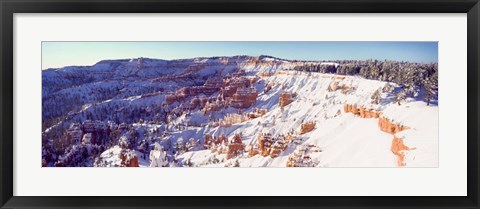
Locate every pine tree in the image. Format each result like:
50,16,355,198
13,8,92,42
402,68,418,97
423,77,437,106
371,88,382,104
394,89,407,105
382,83,394,93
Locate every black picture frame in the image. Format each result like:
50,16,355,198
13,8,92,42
1,0,479,208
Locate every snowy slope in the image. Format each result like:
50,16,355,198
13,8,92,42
175,72,438,167
42,56,438,167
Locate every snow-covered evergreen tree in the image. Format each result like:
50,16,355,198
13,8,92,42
371,88,382,104
394,89,407,105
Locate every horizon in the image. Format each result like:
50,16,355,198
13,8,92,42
42,42,438,70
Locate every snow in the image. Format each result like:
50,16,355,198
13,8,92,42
321,62,340,67
96,146,123,167
171,71,437,167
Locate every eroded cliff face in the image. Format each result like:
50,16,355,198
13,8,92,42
379,119,412,167
390,136,413,167
279,92,295,107
120,149,139,167
249,133,295,158
343,103,413,167
300,122,316,134
286,144,322,167
378,117,409,134
343,104,381,119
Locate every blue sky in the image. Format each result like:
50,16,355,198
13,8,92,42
42,42,438,69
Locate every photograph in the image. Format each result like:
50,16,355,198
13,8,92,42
41,41,439,168
2,0,476,207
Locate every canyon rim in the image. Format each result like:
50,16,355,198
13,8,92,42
41,42,439,167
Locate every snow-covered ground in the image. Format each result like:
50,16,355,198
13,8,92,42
173,72,438,167
42,56,438,167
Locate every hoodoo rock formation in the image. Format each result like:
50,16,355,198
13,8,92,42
257,132,273,156
165,74,259,110
165,78,223,105
42,55,438,168
229,87,258,109
202,100,225,114
204,134,228,149
343,104,382,119
251,132,295,158
279,92,295,107
221,76,249,98
378,117,409,134
247,108,267,119
120,149,139,167
205,133,245,159
391,136,413,167
259,72,271,77
269,139,288,158
300,121,316,134
286,144,322,167
214,109,267,127
226,133,245,160
343,103,413,167
218,113,246,127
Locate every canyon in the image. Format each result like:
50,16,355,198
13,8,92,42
42,55,438,167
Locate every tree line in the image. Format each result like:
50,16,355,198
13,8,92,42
289,59,438,105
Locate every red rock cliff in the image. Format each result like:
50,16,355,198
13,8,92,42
343,104,381,119
120,150,139,167
391,136,413,167
279,92,295,107
378,117,409,134
300,122,316,134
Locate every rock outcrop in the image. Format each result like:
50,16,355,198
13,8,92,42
229,87,258,109
95,146,139,167
329,82,352,93
344,103,412,167
204,134,228,149
391,136,413,167
343,104,381,119
279,92,295,107
214,109,267,127
286,144,322,167
165,78,222,105
205,133,245,159
300,121,316,134
259,72,271,77
251,132,295,158
257,132,273,156
247,108,267,119
378,117,409,134
226,133,245,160
202,100,225,114
120,150,139,167
269,139,288,158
